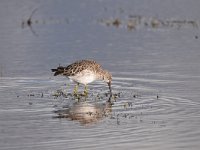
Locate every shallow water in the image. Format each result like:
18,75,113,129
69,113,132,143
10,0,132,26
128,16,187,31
1,0,200,150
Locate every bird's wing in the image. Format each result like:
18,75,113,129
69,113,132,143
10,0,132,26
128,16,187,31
63,60,102,76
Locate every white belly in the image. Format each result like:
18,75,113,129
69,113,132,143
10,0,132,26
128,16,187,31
68,70,97,85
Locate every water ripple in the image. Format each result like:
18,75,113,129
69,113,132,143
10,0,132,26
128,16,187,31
1,75,200,149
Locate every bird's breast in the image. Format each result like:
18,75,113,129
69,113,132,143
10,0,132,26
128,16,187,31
68,70,97,85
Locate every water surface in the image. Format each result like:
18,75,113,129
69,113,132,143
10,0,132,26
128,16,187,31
0,0,200,150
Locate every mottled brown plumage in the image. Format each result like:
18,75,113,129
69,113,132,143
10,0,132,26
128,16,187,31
51,60,112,94
63,60,101,76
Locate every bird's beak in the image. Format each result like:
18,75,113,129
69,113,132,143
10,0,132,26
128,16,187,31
107,81,112,94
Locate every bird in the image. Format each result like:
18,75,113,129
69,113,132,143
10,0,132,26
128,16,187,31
51,60,112,95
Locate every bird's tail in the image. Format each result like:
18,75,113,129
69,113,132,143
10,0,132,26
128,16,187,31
51,66,65,76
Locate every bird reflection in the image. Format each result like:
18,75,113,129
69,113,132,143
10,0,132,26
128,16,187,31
54,97,112,125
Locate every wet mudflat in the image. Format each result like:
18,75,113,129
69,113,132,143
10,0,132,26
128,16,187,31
0,0,200,150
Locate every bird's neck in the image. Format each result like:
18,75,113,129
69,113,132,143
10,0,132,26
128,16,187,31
96,69,105,80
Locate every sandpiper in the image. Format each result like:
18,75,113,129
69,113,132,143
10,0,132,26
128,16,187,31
51,60,112,95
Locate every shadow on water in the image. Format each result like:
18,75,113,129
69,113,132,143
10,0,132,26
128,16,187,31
53,96,113,125
51,87,114,125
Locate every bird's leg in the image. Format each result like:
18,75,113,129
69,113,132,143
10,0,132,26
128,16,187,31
108,81,112,95
83,85,88,96
73,83,79,95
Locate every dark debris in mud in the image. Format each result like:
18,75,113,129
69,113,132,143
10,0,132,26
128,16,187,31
98,15,199,31
49,88,164,126
15,87,164,126
21,7,200,38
